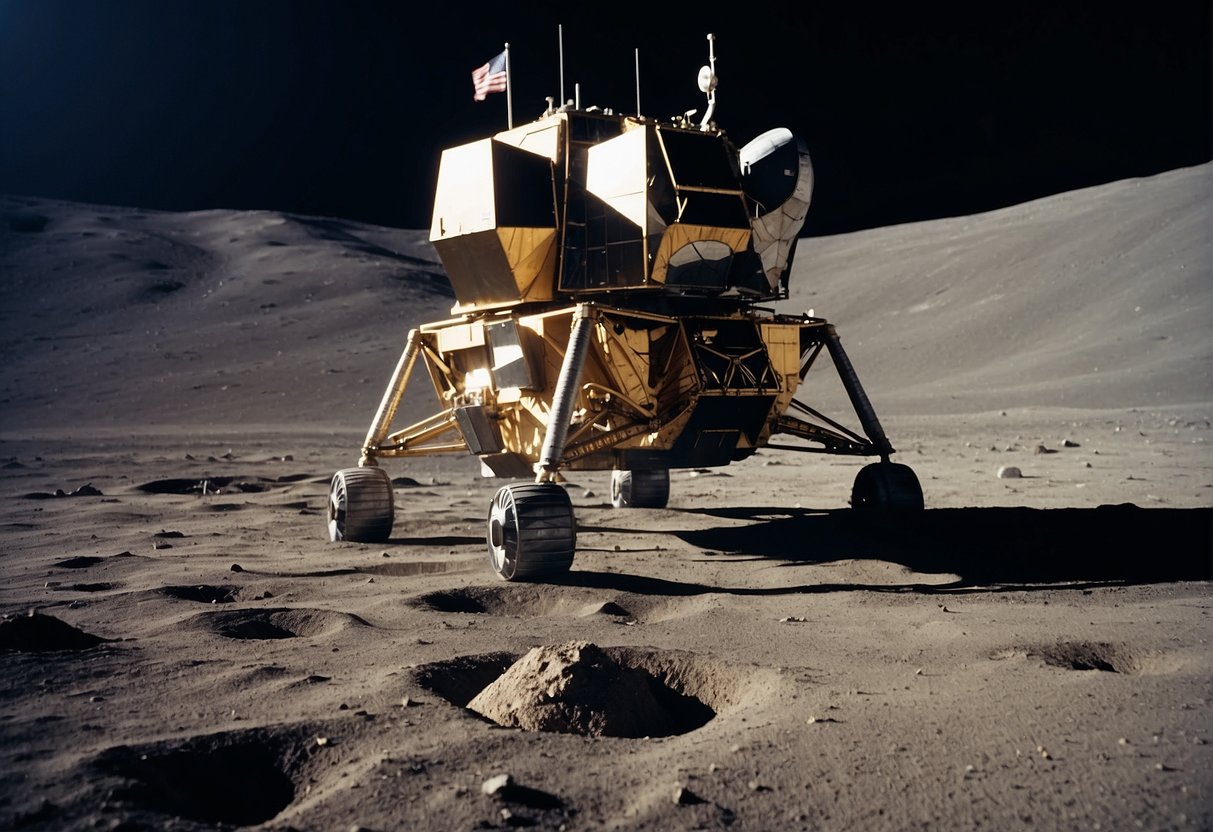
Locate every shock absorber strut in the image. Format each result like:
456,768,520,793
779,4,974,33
537,305,595,480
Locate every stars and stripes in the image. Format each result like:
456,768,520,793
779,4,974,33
472,50,508,101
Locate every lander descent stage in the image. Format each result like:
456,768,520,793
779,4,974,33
327,35,924,580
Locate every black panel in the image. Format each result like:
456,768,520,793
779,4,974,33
492,140,556,228
678,192,749,228
659,128,742,190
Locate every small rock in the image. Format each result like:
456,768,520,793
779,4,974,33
583,489,595,498
316,736,329,747
230,563,243,573
1034,444,1057,455
1063,439,1080,447
997,466,1022,479
672,785,705,805
482,773,513,796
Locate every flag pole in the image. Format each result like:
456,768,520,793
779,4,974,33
558,25,565,107
504,42,513,129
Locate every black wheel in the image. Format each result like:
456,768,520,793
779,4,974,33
610,469,670,509
487,483,576,581
850,462,924,511
328,466,394,542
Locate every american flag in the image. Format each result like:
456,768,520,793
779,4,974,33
472,50,507,101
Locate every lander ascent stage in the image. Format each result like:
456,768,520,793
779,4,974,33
327,35,923,580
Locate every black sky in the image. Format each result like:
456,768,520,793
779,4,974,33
1,1,1209,236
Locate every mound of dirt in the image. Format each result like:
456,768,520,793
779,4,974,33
467,641,689,738
0,612,106,652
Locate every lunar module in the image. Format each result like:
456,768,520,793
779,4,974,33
327,36,923,579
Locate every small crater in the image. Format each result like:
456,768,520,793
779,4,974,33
136,476,274,495
1024,641,1143,674
0,612,107,652
410,585,605,617
413,652,518,707
201,502,246,513
411,585,689,623
3,211,50,232
53,556,104,569
359,560,478,577
55,582,115,593
416,643,760,738
93,728,299,826
579,600,633,618
161,585,241,604
138,280,185,301
191,608,369,640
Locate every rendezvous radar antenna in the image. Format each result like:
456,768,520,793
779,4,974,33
698,33,718,130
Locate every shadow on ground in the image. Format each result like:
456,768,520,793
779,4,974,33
560,504,1212,596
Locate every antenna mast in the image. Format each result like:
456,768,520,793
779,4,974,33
698,33,717,130
635,48,641,116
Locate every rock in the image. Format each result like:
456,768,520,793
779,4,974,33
1034,444,1057,455
481,773,514,796
673,785,705,805
466,641,673,737
68,483,103,496
1063,439,1081,447
997,466,1022,479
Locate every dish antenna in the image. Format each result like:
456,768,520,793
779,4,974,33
697,33,717,130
